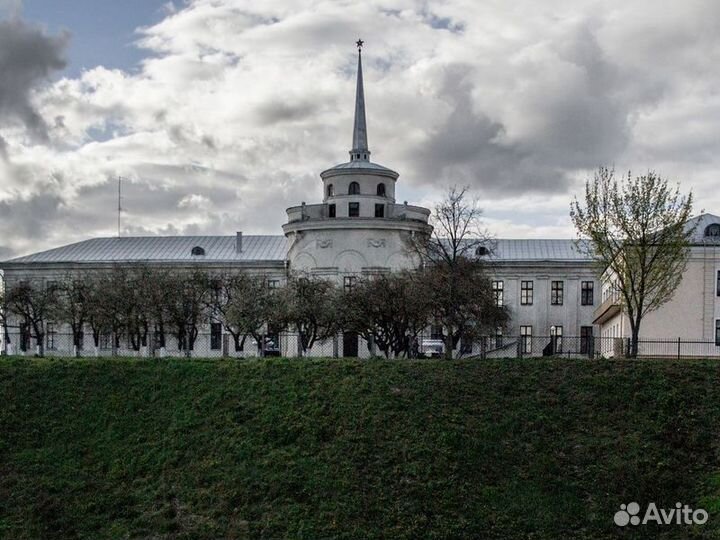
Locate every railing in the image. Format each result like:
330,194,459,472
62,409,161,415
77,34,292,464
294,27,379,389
3,331,719,360
286,202,430,223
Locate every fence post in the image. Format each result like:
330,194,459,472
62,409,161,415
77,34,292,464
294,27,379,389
677,337,681,360
517,335,522,359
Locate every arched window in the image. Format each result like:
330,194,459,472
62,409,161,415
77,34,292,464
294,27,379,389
704,224,720,237
475,246,490,256
191,246,205,256
376,183,386,197
327,184,334,197
349,182,360,195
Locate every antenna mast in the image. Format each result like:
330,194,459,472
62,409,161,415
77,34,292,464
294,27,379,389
117,176,123,237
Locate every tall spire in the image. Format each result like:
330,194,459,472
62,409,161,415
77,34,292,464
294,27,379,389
350,39,370,162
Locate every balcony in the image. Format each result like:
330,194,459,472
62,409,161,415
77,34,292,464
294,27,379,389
593,291,622,325
286,202,430,224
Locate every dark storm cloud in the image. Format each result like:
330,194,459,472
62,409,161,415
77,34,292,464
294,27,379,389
411,29,635,195
0,18,69,142
254,99,322,125
0,191,65,239
0,245,16,261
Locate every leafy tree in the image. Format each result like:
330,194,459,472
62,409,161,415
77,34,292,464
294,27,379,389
342,271,431,358
280,274,341,356
165,269,210,357
0,281,9,352
208,273,281,354
570,168,695,357
6,279,60,357
421,258,508,358
409,186,508,358
56,273,94,357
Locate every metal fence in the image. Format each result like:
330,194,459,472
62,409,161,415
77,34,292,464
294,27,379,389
1,330,719,359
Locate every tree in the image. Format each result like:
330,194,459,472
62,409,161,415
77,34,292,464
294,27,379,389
280,274,341,356
165,269,210,357
570,168,695,357
342,271,431,358
208,273,281,355
409,186,509,358
6,279,60,357
0,281,9,353
56,273,94,357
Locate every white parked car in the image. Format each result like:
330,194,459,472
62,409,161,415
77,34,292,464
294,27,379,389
420,338,445,358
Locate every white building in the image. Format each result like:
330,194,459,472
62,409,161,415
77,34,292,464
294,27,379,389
1,44,716,358
594,214,720,357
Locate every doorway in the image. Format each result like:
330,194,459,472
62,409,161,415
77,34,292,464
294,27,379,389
343,331,358,357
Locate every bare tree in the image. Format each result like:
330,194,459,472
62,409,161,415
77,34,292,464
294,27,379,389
411,185,489,266
570,168,695,357
6,279,59,357
409,186,507,358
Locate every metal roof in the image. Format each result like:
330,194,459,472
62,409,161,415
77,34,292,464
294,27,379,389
483,239,592,262
2,236,593,266
4,235,288,264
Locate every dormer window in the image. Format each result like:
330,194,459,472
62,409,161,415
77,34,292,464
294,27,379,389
376,183,386,197
349,182,360,195
327,184,334,197
704,223,720,237
191,246,205,256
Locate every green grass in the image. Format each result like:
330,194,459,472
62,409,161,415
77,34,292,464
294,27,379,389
1,357,720,539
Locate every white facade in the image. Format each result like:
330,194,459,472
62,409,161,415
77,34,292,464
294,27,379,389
594,214,720,357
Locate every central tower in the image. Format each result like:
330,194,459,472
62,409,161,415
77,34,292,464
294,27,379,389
283,41,431,277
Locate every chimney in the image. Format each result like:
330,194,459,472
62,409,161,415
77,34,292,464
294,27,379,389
236,231,243,253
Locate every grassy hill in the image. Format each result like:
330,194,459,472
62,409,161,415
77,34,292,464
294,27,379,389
1,357,720,539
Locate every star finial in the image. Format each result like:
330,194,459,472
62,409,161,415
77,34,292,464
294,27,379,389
356,39,364,50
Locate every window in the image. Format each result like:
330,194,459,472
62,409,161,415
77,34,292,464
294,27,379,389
210,322,222,351
716,320,720,347
348,202,360,217
376,183,386,197
495,327,503,349
521,281,533,305
343,276,357,292
374,204,385,218
100,333,112,350
580,326,594,355
267,279,280,289
476,246,490,256
705,224,720,237
431,324,443,340
349,181,360,195
550,325,563,353
551,281,563,305
520,325,532,354
327,184,334,197
191,246,205,256
581,281,594,306
492,280,504,307
46,323,56,350
328,203,336,218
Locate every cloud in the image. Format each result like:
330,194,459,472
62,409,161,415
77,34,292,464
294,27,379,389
0,17,69,142
2,0,720,258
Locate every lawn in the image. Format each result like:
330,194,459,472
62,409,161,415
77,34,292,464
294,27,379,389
1,356,719,539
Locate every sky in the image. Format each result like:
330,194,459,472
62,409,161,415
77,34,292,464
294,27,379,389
1,0,720,259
